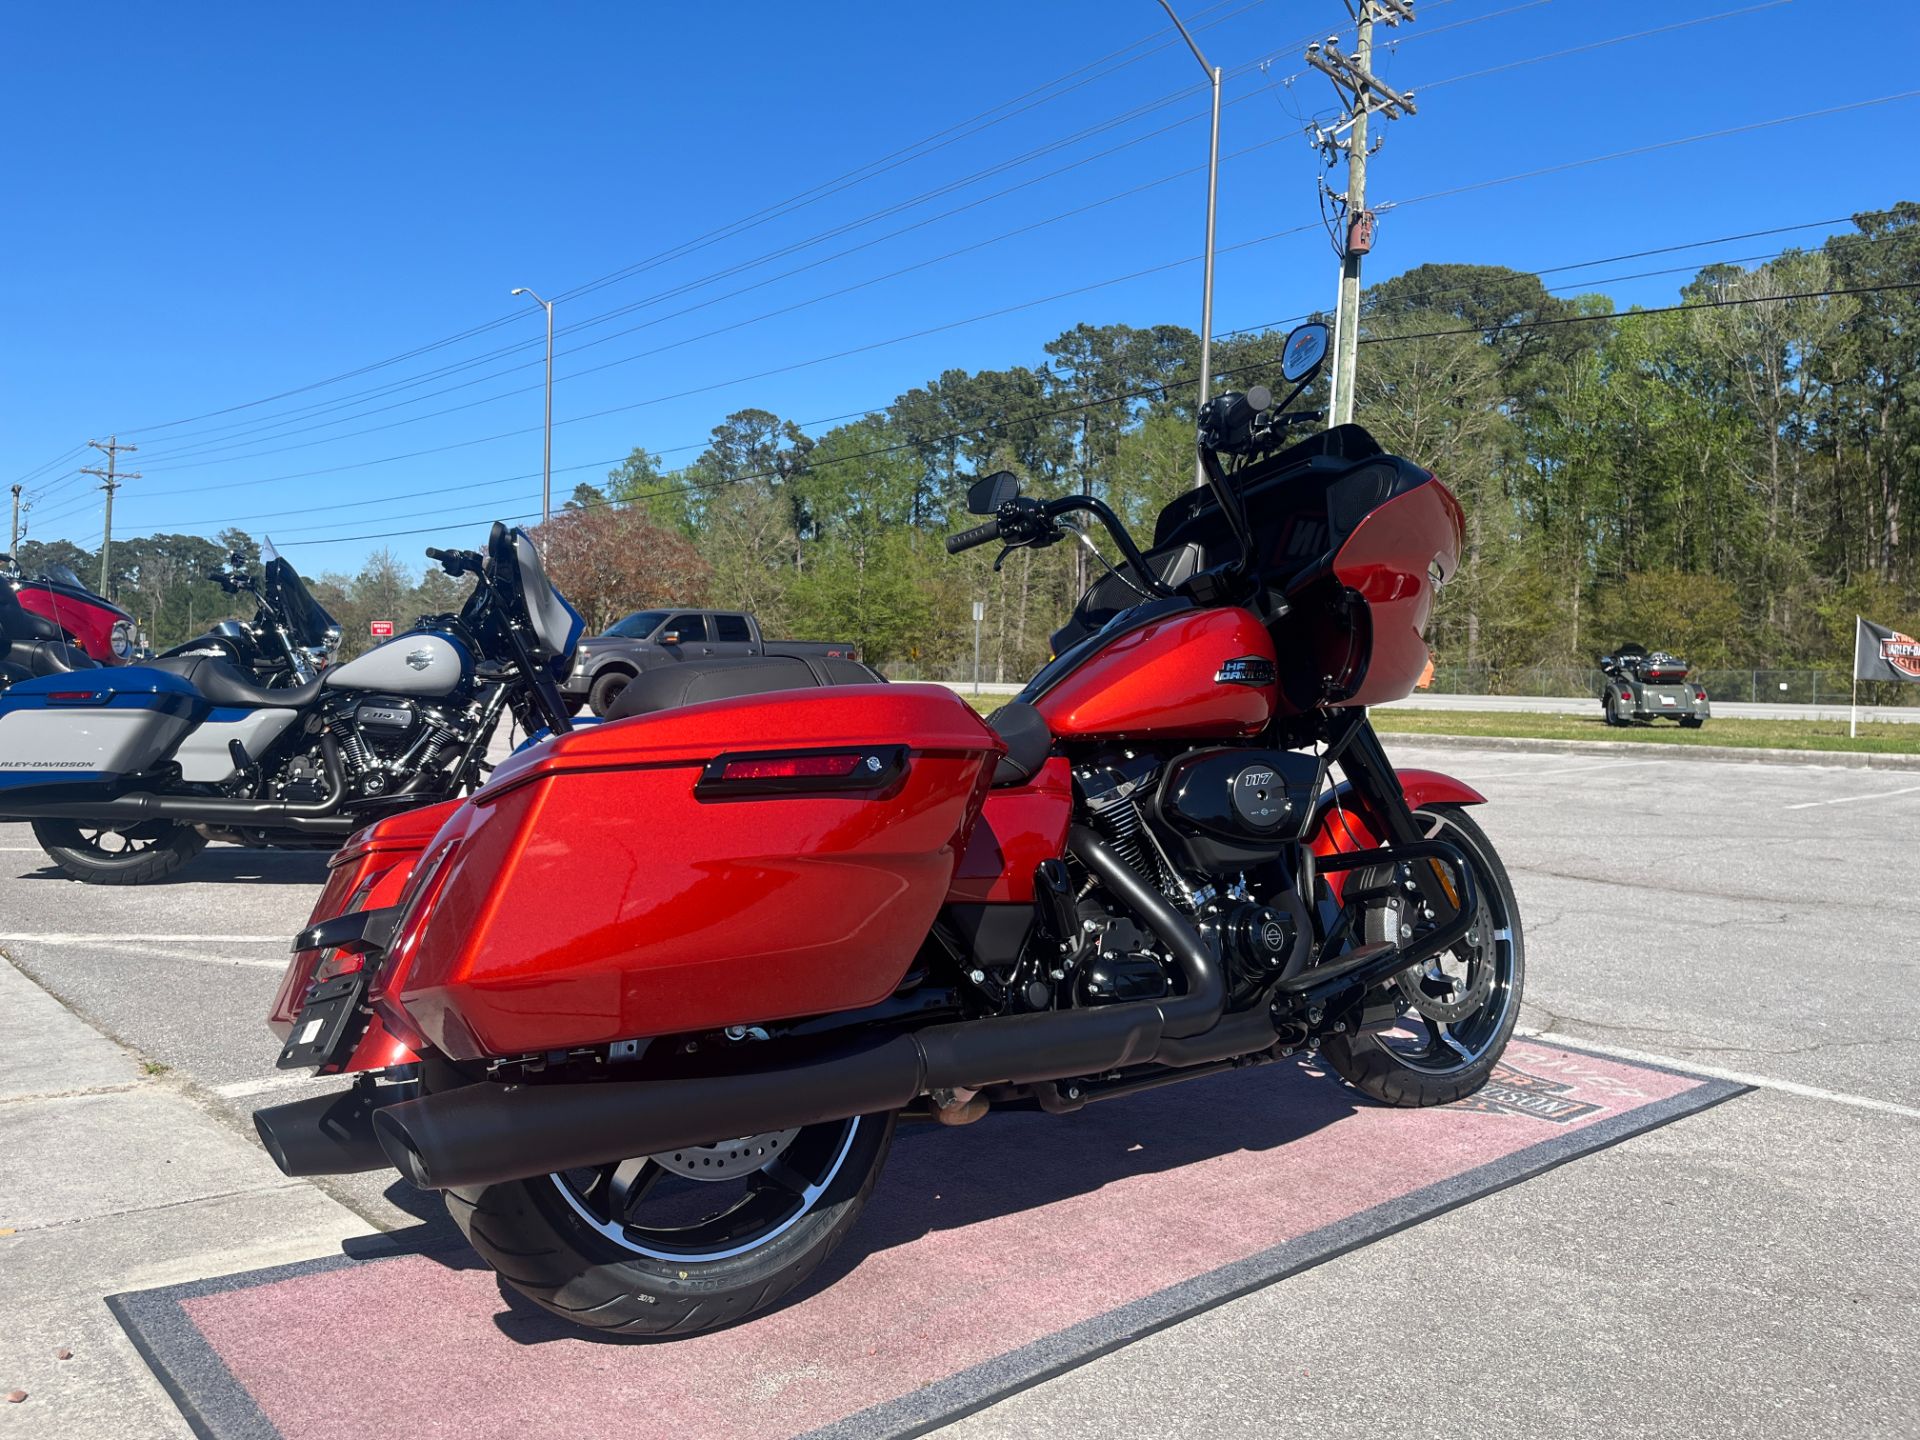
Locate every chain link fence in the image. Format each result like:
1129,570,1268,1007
1427,667,1915,707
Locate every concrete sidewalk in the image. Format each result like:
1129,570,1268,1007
0,957,372,1438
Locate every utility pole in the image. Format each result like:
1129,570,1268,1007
8,484,21,553
1306,0,1417,425
80,436,140,596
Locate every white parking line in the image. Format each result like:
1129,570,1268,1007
0,933,288,943
1520,1029,1920,1121
1784,783,1920,810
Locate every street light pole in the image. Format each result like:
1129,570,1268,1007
1156,0,1222,489
512,287,555,524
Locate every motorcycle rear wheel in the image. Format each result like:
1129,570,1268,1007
1320,806,1524,1107
447,1109,896,1337
30,818,208,885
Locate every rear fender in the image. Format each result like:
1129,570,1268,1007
267,798,465,1071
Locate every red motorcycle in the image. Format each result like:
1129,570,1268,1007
256,322,1524,1336
1,555,132,685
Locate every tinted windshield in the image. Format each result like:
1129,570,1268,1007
42,564,95,595
264,556,338,645
605,610,668,639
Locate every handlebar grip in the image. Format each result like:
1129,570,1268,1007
946,519,1002,554
424,547,451,562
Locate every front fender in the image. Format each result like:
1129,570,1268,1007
1309,767,1486,858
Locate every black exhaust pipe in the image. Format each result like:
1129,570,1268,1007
0,735,359,833
373,826,1244,1191
254,1080,417,1176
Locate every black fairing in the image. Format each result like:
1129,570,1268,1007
1046,424,1431,715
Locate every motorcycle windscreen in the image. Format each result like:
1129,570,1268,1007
374,684,1003,1062
262,547,339,648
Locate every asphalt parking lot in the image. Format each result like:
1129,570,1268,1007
3,738,1917,1437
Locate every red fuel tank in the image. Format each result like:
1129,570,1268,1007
1034,606,1276,741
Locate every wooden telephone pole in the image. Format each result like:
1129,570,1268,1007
1305,0,1418,425
8,484,21,554
80,436,139,596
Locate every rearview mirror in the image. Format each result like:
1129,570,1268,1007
1280,322,1330,384
661,631,680,645
966,470,1020,515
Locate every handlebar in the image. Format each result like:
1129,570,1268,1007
945,520,1002,555
426,546,484,576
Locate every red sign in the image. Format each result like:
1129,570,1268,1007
369,620,395,638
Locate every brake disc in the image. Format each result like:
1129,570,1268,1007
1396,895,1496,1023
648,1129,801,1183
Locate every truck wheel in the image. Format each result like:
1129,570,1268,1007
587,670,633,718
1679,715,1705,729
448,1110,896,1336
30,818,208,885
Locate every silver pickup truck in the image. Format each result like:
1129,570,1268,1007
562,608,861,716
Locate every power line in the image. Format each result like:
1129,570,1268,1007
269,277,1920,553
128,44,1313,466
119,6,1827,480
112,0,1269,440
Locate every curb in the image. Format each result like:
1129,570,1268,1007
1373,730,1920,771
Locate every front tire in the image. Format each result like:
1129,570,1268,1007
30,818,208,885
448,1110,896,1337
1321,807,1524,1107
587,669,633,718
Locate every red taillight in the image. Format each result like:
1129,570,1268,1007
48,690,99,702
697,746,907,799
721,754,864,782
312,950,365,983
1695,689,1706,701
1620,690,1633,701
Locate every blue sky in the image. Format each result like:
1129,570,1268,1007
4,0,1914,577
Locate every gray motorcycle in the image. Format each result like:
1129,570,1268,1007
0,523,580,884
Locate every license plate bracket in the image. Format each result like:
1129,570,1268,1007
277,971,369,1070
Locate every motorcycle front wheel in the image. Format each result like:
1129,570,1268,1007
1321,805,1525,1107
447,1109,896,1337
30,817,208,885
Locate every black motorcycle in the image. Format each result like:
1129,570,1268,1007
0,524,581,884
161,542,342,687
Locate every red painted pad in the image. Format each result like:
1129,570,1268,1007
111,1040,1741,1440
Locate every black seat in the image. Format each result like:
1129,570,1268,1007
146,655,322,708
607,655,883,720
7,638,96,677
985,701,1052,787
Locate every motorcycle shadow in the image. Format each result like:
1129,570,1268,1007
476,1059,1366,1347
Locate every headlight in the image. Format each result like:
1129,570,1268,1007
110,620,135,659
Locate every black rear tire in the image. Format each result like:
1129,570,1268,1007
587,669,633,719
448,1110,896,1337
1321,807,1524,1108
1679,715,1705,729
30,818,208,885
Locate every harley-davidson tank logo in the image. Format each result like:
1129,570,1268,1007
404,648,435,671
1451,1063,1603,1124
1214,655,1276,687
1881,631,1920,679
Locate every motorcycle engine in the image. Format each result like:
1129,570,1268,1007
1070,747,1315,1005
330,697,469,795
